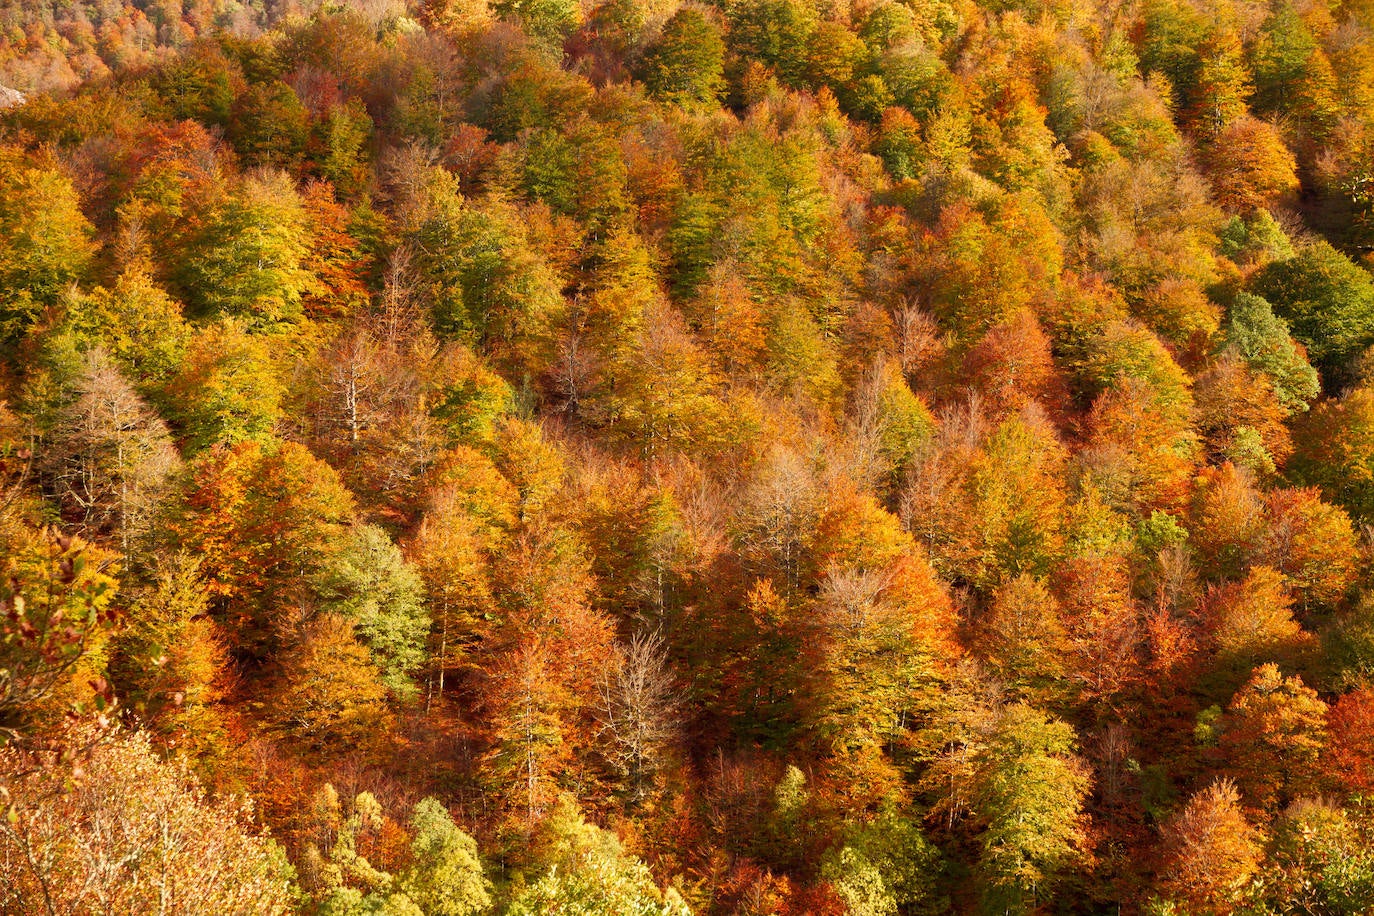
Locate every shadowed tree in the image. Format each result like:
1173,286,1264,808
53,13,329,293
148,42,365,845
40,350,180,555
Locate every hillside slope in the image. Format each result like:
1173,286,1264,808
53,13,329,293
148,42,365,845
3,0,1374,911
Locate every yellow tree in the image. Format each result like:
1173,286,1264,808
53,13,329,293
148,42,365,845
1155,780,1262,914
1199,116,1298,212
1220,664,1328,811
412,459,516,708
273,613,392,749
0,729,293,914
0,146,94,347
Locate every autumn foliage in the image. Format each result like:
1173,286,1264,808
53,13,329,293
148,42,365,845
0,0,1373,910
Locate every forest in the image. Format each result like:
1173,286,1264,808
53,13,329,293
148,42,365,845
2,0,1374,908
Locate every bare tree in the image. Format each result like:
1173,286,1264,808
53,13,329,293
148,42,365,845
40,351,179,557
893,301,945,378
736,447,819,598
597,630,681,805
311,328,404,454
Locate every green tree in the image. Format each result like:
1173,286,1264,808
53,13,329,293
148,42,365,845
641,9,725,109
151,42,240,126
1257,799,1374,913
315,99,374,197
875,107,924,181
506,796,691,915
491,0,580,44
1248,1,1338,135
319,524,431,701
821,811,945,915
410,190,562,363
400,798,492,916
727,0,819,86
65,270,192,388
230,81,311,169
1251,240,1374,382
176,171,316,329
162,320,285,453
972,704,1091,914
1222,292,1319,413
1250,3,1318,112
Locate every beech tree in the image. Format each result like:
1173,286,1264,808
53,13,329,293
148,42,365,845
1220,664,1328,811
1257,799,1374,914
0,147,94,347
640,8,725,109
1251,240,1374,381
597,629,680,805
1192,355,1291,476
1154,780,1261,915
1221,292,1319,415
39,350,180,554
0,729,293,914
273,613,392,748
162,320,285,453
1256,487,1359,611
1200,566,1310,688
412,450,518,705
408,182,563,365
820,811,944,915
318,524,430,701
971,703,1091,914
0,526,117,734
805,496,954,753
505,796,691,915
401,798,492,916
64,270,192,388
1290,385,1374,522
176,171,316,329
604,303,726,462
1185,31,1252,137
171,438,356,655
1326,689,1374,794
480,636,575,829
1199,116,1298,212
108,555,227,759
980,574,1071,706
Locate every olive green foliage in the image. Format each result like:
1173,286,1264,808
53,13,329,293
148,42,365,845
641,9,726,109
506,797,690,916
319,524,431,700
1251,240,1374,384
1223,292,1319,413
176,171,316,328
